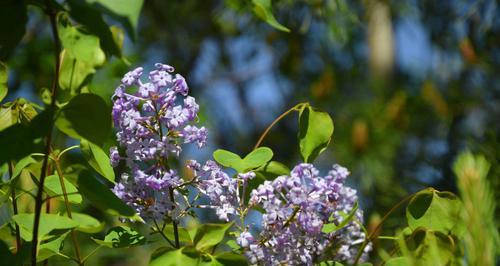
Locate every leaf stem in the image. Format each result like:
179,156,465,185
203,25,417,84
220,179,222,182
253,102,307,150
153,219,176,248
31,1,62,264
353,192,415,265
8,162,21,252
54,157,83,265
169,187,180,248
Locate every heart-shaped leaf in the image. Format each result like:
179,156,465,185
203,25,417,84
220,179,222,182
298,105,334,163
213,147,273,173
406,188,464,236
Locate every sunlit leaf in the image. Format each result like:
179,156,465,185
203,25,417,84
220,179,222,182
149,247,200,266
37,232,70,262
213,147,273,173
80,139,115,183
252,0,290,32
0,61,7,102
298,106,334,163
44,174,82,204
71,212,103,233
12,213,78,241
406,188,464,236
193,222,233,251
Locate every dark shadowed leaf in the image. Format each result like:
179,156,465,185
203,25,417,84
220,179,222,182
82,0,144,40
55,93,111,145
0,108,53,165
0,0,27,59
66,0,122,57
76,170,136,217
93,226,145,248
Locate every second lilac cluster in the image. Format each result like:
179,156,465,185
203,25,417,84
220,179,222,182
243,163,370,265
110,63,207,221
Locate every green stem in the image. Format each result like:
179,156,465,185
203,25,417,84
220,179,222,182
31,1,61,264
169,187,180,248
8,162,21,252
153,219,176,248
253,102,307,150
353,193,415,265
54,157,83,265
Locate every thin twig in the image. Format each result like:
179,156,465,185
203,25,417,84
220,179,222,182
353,193,415,265
31,1,61,264
8,162,21,252
54,157,83,265
253,103,307,150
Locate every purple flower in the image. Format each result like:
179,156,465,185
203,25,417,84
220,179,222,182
110,63,208,221
241,163,371,265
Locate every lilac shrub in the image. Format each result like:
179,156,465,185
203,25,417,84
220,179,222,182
110,63,207,221
110,64,370,265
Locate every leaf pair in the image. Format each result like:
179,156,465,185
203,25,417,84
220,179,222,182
213,147,273,173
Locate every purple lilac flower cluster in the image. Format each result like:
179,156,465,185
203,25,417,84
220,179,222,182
187,160,256,221
110,63,207,221
241,163,370,265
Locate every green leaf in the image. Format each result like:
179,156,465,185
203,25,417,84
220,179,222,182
406,188,464,236
93,226,145,248
44,174,82,204
57,13,106,95
213,147,273,173
193,222,233,252
255,161,290,180
243,147,274,170
212,252,248,266
58,14,106,65
77,170,136,217
0,108,53,165
298,106,334,163
385,257,410,266
0,0,27,59
162,224,192,244
83,0,144,40
66,0,122,57
80,139,115,183
0,61,7,102
12,213,78,241
405,228,462,265
322,201,359,233
213,149,244,171
12,155,37,180
251,0,290,32
71,212,103,233
149,247,200,266
56,93,111,145
0,98,38,131
37,232,70,262
0,240,15,265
